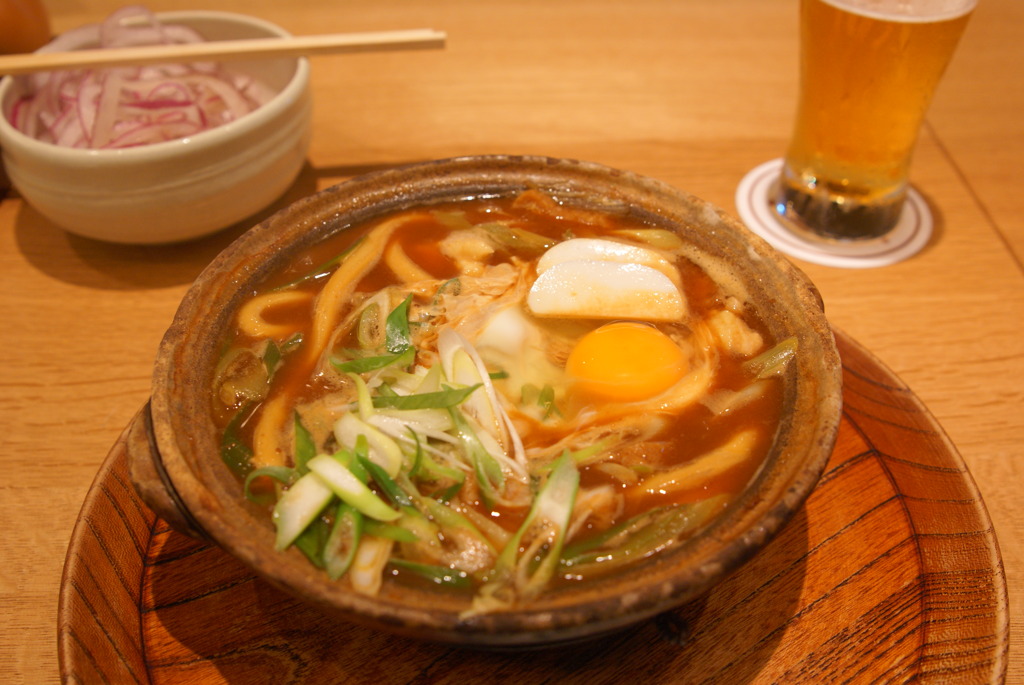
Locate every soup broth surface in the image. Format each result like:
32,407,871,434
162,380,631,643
213,190,791,612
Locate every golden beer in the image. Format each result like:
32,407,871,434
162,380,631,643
775,0,975,239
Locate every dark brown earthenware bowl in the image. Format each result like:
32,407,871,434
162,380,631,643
127,155,843,648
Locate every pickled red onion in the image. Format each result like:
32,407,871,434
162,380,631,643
7,5,274,149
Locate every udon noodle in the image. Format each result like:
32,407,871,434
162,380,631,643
212,189,794,614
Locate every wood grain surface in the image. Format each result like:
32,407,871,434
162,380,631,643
3,1,1022,683
57,331,1008,684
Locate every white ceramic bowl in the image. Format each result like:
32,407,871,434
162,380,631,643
0,11,312,244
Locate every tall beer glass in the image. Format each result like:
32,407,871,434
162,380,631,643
773,0,976,241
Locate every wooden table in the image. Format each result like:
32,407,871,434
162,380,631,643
2,0,1020,682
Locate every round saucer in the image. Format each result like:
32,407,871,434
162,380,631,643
735,159,932,268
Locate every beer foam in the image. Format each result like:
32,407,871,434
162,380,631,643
818,0,976,22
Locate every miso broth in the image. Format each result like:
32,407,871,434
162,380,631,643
212,189,793,613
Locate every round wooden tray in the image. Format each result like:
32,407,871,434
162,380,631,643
57,330,1009,684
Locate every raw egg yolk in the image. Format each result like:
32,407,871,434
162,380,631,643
566,322,688,403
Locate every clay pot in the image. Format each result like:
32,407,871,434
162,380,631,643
128,155,843,648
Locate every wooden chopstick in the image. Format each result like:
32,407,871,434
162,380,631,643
0,28,447,75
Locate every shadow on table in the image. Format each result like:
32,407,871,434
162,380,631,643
9,159,409,290
911,185,947,259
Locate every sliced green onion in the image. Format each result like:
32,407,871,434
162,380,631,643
537,384,561,419
405,427,424,478
567,439,613,467
479,221,557,255
561,507,666,563
356,301,384,349
273,238,362,291
371,383,481,411
323,502,362,580
479,451,578,604
335,445,370,483
385,294,414,353
334,412,404,477
243,465,296,503
438,330,513,469
347,372,376,421
359,455,414,508
307,454,400,522
272,470,335,551
262,339,283,377
417,452,465,490
743,336,798,379
293,517,330,569
389,559,472,589
562,496,727,572
448,407,504,508
407,485,494,555
332,346,415,374
431,481,464,503
293,412,316,474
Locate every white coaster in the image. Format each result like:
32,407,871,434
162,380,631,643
735,159,933,269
